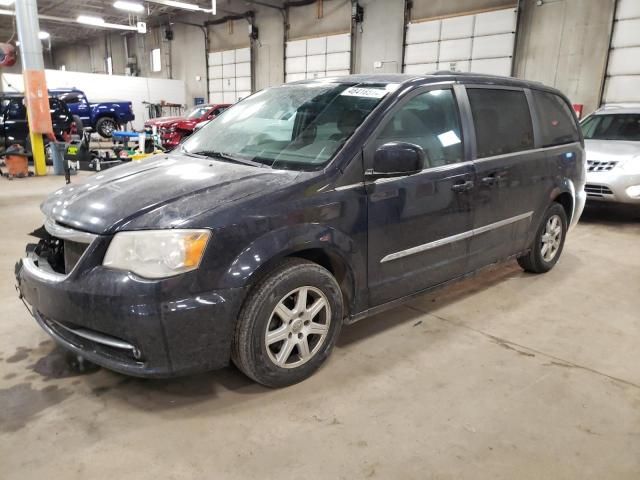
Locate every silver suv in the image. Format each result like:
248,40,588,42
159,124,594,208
581,105,640,204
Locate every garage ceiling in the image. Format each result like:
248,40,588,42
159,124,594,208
0,0,214,46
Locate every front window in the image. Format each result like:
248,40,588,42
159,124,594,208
182,82,392,170
186,106,210,119
581,114,640,141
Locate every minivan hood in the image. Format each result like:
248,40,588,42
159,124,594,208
584,139,640,161
41,154,299,234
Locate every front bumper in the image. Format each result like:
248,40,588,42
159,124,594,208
15,250,246,378
159,131,185,149
585,170,640,205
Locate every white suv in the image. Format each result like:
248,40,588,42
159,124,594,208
581,105,640,204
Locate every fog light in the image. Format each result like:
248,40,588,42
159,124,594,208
626,185,640,198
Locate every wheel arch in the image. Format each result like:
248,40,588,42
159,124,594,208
220,224,363,319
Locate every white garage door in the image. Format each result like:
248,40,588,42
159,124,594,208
208,47,252,104
603,0,640,104
285,33,351,83
403,7,517,76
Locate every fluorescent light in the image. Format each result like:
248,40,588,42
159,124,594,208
144,0,212,12
77,15,106,26
0,0,15,6
114,1,144,13
38,31,50,40
160,1,200,10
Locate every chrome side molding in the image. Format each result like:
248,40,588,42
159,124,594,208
381,211,533,263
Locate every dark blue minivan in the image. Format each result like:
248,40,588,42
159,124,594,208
16,73,586,387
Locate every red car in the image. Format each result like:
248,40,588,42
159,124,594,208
145,103,230,149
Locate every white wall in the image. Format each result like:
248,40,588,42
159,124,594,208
1,70,186,129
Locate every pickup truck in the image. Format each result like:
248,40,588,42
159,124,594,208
0,92,74,151
51,88,135,138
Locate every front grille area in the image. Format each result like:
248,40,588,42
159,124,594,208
585,184,614,197
587,160,617,172
63,239,89,273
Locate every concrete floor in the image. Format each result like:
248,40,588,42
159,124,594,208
1,175,639,480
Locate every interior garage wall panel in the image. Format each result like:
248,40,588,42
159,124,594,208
208,46,252,104
285,33,351,83
287,0,351,39
404,7,516,75
405,20,441,44
440,16,475,39
603,0,640,103
472,33,515,59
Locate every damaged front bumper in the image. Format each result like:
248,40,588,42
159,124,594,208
15,240,246,378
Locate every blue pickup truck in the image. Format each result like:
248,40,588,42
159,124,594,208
50,88,135,138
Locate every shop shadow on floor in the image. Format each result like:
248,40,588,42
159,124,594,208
579,202,640,225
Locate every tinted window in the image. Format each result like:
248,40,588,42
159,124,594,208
468,88,534,158
532,90,580,146
376,89,463,167
5,99,26,120
581,114,640,141
58,92,82,104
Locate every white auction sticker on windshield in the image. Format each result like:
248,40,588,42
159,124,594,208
340,87,388,98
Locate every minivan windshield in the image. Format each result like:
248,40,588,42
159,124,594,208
181,82,391,170
581,113,640,141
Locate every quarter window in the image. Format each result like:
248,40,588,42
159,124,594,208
376,89,463,168
531,90,580,147
467,88,534,158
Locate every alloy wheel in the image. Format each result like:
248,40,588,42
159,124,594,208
540,214,563,262
265,286,331,369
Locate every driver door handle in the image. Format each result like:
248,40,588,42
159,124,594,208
451,180,474,193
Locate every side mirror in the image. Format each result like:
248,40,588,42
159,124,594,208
369,142,425,178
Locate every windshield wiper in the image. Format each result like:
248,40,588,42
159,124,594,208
190,150,266,167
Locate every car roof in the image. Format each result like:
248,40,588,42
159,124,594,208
594,104,640,115
288,71,548,91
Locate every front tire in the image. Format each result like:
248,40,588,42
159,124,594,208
232,258,343,388
95,117,118,138
517,202,568,273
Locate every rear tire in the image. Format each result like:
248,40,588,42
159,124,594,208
71,115,83,134
96,117,118,138
232,258,343,388
517,202,568,273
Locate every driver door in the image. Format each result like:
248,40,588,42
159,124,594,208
365,86,475,306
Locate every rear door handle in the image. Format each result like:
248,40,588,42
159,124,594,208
451,180,474,193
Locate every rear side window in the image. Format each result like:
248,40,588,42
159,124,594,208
531,90,579,147
467,88,534,158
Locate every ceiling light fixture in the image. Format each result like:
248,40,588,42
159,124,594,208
38,31,50,39
113,1,144,13
77,15,106,26
0,9,137,31
144,0,215,14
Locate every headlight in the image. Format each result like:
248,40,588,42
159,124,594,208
103,229,210,279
